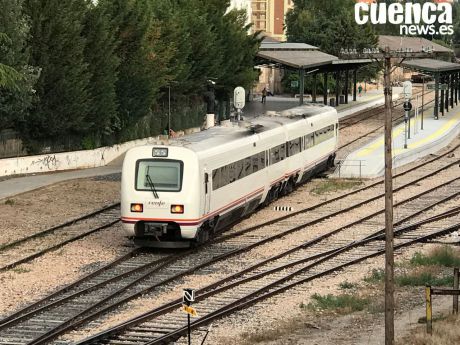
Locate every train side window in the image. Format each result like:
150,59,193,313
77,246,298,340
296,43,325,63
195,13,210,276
252,154,259,173
280,144,286,161
260,151,266,169
229,162,237,183
220,165,229,188
270,146,280,164
236,159,244,180
212,169,219,190
244,157,252,175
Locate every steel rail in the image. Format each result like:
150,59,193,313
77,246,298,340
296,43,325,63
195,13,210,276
76,206,460,345
23,172,460,345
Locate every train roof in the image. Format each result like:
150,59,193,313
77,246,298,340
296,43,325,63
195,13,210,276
167,104,337,153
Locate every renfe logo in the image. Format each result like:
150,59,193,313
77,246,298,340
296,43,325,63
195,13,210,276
355,0,454,36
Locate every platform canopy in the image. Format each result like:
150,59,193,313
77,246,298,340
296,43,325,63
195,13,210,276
256,40,372,105
256,41,338,70
401,59,460,74
379,35,453,55
401,58,460,120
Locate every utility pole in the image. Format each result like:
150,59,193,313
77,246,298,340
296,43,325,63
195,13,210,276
383,46,395,345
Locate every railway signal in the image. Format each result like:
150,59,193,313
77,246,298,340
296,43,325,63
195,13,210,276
182,288,197,345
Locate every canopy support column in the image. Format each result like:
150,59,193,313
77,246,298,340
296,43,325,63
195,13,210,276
344,70,349,104
445,75,449,112
450,73,454,108
312,73,317,103
335,71,340,107
299,68,305,106
440,75,445,117
434,73,439,120
323,72,328,105
353,69,357,102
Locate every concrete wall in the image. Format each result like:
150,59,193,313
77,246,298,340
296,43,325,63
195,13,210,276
0,128,201,177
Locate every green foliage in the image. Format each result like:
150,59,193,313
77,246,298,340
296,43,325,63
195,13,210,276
286,0,379,82
410,247,460,268
82,0,120,139
364,268,385,284
396,272,453,287
311,179,362,195
0,0,37,130
22,0,90,146
4,199,15,205
339,281,357,290
307,293,369,313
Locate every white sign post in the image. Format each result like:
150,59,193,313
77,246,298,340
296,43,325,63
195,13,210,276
234,86,246,121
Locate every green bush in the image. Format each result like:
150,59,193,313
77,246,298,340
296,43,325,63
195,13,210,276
364,269,385,284
396,272,453,287
410,247,460,268
307,293,369,312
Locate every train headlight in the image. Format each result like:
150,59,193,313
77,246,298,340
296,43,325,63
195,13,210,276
152,148,168,157
171,204,184,214
131,203,143,213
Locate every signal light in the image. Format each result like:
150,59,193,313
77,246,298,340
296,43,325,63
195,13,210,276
171,204,184,214
131,203,143,213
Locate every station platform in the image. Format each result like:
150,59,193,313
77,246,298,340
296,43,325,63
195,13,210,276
243,88,400,119
0,89,400,200
336,106,460,178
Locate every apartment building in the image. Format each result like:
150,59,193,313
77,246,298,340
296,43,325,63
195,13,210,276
251,0,293,40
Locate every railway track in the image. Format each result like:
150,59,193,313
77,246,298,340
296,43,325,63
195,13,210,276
0,204,121,272
339,88,430,130
75,198,460,345
0,143,457,345
0,92,433,273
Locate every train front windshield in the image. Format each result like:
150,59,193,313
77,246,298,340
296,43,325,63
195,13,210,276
136,160,183,192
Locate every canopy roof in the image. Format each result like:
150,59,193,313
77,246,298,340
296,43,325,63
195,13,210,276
379,35,452,54
401,59,460,73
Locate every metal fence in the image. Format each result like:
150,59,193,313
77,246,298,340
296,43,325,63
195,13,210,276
335,159,366,179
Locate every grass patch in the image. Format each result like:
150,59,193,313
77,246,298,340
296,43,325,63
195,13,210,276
396,268,453,287
364,268,385,284
12,267,31,274
339,280,357,290
311,179,362,195
306,293,369,313
4,199,14,205
410,246,460,268
364,267,453,287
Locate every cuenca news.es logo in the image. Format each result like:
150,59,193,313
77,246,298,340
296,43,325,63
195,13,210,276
355,0,456,36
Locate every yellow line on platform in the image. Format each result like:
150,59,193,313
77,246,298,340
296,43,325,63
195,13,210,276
356,110,460,158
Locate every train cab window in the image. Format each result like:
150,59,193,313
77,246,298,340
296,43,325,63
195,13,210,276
136,159,183,192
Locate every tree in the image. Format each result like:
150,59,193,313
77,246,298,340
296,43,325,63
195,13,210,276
0,1,37,130
23,0,90,146
286,0,378,56
82,0,120,144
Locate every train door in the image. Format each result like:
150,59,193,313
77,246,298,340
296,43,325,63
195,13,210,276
204,170,211,215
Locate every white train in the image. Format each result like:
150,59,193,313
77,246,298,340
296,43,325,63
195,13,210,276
121,104,338,248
